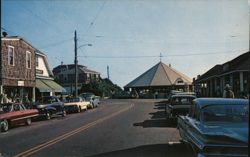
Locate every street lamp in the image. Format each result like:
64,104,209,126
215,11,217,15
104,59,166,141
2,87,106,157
78,44,92,49
74,31,92,97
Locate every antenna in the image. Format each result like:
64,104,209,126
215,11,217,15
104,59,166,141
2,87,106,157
159,53,163,62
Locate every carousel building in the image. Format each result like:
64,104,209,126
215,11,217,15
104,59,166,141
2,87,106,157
124,62,193,98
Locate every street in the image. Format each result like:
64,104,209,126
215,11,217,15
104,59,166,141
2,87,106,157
0,99,193,157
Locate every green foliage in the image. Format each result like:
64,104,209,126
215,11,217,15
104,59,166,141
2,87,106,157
79,78,123,97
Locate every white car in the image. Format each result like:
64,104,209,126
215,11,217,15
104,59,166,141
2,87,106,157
64,97,90,113
79,93,100,109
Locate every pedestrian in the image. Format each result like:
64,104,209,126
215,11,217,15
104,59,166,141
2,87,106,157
222,84,234,98
154,91,158,99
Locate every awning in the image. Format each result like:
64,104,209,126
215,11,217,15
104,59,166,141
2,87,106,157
42,79,66,93
36,79,53,92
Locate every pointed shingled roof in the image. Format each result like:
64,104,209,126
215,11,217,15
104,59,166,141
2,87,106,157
124,62,192,88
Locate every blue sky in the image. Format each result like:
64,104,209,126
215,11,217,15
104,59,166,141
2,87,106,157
1,0,249,88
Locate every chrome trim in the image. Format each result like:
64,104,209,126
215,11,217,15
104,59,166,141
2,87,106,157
10,114,39,121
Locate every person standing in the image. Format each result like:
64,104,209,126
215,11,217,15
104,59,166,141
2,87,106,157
223,84,234,98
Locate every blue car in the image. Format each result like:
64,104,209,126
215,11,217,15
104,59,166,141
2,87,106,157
177,98,248,157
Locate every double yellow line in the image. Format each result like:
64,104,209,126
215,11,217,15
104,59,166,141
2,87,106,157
14,104,134,157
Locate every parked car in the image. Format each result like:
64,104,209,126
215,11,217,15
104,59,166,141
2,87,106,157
166,91,196,103
0,103,39,132
64,97,89,113
177,98,249,157
165,95,196,119
79,93,100,109
34,96,66,120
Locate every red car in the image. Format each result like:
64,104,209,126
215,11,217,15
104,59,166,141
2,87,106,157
0,103,39,132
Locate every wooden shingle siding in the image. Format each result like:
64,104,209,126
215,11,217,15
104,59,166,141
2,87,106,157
1,39,35,87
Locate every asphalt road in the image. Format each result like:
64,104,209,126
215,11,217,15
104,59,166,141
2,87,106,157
0,99,194,157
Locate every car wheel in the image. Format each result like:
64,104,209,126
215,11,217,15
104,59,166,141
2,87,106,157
1,119,9,132
90,104,93,109
62,110,66,117
84,106,88,111
46,112,51,120
77,106,81,113
26,118,31,125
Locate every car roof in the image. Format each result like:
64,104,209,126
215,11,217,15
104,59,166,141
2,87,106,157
80,92,94,95
194,98,249,109
41,96,57,98
70,97,81,99
171,95,196,98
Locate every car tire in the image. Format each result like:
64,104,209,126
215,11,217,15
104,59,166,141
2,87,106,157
77,106,81,113
62,110,66,117
26,118,31,125
1,119,9,132
46,112,51,120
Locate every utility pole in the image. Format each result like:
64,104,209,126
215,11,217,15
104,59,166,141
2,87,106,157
107,65,110,80
74,30,78,97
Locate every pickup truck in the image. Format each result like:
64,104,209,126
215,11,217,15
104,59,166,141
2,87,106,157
64,97,90,113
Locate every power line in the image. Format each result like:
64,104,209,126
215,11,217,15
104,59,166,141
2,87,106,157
79,0,107,41
1,27,18,35
86,0,107,33
38,37,73,49
22,6,63,34
79,50,248,59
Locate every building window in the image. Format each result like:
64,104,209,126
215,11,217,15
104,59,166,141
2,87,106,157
36,56,39,67
26,51,31,69
8,46,14,66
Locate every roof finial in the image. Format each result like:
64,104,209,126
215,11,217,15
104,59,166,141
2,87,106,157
159,53,163,62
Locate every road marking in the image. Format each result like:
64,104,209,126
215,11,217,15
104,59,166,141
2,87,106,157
13,104,134,157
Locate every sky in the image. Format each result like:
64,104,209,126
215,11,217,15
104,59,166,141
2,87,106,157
1,0,249,88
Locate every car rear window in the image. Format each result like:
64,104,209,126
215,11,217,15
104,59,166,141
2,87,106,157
171,97,195,105
202,104,248,123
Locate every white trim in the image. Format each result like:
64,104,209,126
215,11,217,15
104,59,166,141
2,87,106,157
196,70,249,83
2,38,20,41
8,45,15,66
36,56,39,67
26,51,32,69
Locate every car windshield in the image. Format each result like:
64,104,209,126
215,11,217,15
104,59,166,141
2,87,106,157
36,97,57,104
202,104,249,123
0,104,13,113
68,97,80,102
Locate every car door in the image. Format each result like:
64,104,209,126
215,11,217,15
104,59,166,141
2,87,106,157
12,104,25,123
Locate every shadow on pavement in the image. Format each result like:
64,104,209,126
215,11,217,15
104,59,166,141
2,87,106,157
155,100,169,104
149,111,166,119
133,119,176,128
134,100,177,128
89,143,193,157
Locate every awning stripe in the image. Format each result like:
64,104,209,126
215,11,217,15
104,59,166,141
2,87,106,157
36,79,53,92
41,79,66,93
